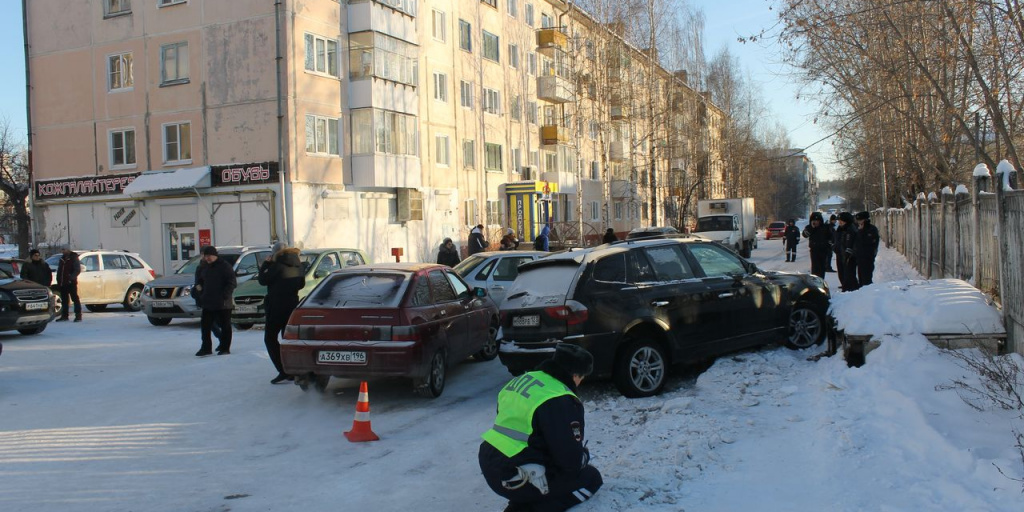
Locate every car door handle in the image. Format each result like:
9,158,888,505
651,300,670,307
490,285,504,290
718,292,735,298
439,309,447,316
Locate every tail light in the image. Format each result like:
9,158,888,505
544,301,589,325
148,269,157,279
391,326,422,342
283,325,298,340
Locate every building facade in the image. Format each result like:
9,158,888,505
26,0,726,273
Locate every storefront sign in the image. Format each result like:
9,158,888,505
211,162,279,187
199,229,212,249
110,206,141,228
35,173,141,200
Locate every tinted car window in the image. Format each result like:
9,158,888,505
445,271,470,297
592,253,627,283
127,256,145,269
307,272,409,307
340,251,364,266
81,255,99,272
453,255,487,277
236,253,260,275
492,257,532,282
177,255,203,274
428,270,457,302
769,222,785,229
102,254,127,270
628,250,656,283
644,245,693,281
689,244,746,277
474,259,496,280
410,276,432,306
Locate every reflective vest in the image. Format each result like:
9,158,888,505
481,371,577,458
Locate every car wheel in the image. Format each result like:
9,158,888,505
123,285,144,312
314,374,331,393
147,316,172,326
85,304,108,313
786,303,826,349
18,325,46,335
53,294,63,317
415,350,447,398
473,319,500,361
233,323,254,331
613,338,668,398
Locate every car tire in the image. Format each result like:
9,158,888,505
147,316,172,326
123,285,144,312
85,304,107,313
473,319,500,361
415,349,447,398
18,325,46,335
785,303,827,349
613,338,668,398
52,294,63,317
313,374,331,393
233,323,254,331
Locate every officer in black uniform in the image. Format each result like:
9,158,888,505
479,344,603,512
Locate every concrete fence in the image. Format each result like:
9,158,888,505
873,162,1022,356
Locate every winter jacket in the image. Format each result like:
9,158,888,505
830,221,841,253
56,253,81,288
436,239,461,267
194,257,237,311
783,225,800,245
500,234,520,251
258,248,305,325
21,260,53,286
801,222,832,249
468,228,488,255
837,223,859,261
854,221,880,261
534,225,550,252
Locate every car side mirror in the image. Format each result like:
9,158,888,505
474,287,487,298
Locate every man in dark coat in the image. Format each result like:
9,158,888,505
801,212,832,278
602,228,617,244
437,238,461,267
194,246,237,356
259,243,305,383
55,245,82,322
469,224,488,255
20,249,53,286
826,215,838,272
836,212,859,291
479,344,603,512
783,220,800,262
853,211,880,287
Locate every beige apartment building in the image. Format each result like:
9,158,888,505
25,0,725,273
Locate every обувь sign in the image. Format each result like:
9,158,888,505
211,162,279,187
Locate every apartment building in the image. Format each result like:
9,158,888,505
25,0,725,273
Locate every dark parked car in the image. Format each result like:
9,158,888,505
0,266,55,335
280,263,500,398
765,221,786,240
625,226,680,240
497,238,830,397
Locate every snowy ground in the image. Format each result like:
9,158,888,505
2,241,1023,511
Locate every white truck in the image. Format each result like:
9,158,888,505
695,198,757,258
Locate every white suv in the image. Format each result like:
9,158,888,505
46,250,157,314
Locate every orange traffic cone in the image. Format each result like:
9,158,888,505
344,381,380,442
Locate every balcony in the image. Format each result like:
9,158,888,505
537,74,574,104
610,105,627,121
536,28,568,57
609,140,628,162
541,125,570,146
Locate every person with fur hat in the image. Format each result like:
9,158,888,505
437,237,461,267
835,212,859,291
853,211,880,286
826,214,839,272
783,219,800,262
479,343,603,512
20,249,53,287
258,242,305,383
500,228,521,251
193,246,237,356
801,212,832,278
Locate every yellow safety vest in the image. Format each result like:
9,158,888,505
481,371,577,458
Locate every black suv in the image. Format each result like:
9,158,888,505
0,266,55,336
498,238,830,397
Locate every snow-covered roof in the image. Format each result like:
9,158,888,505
122,166,211,195
818,195,846,206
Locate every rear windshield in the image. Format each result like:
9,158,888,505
452,254,488,277
769,222,785,228
503,264,579,306
305,272,410,308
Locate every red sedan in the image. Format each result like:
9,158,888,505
281,263,499,398
765,221,786,240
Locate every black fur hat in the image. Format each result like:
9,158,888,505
552,343,594,377
838,212,855,224
855,211,870,221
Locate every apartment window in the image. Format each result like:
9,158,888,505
510,95,521,121
486,200,501,226
589,120,599,140
159,0,185,6
590,161,600,180
459,20,472,52
586,40,596,60
591,201,600,221
482,31,499,62
304,33,339,77
541,13,554,28
350,109,418,156
529,150,539,167
525,3,534,26
109,128,136,168
507,0,518,18
305,115,340,156
483,88,501,115
460,80,474,108
463,139,476,169
545,152,557,173
108,52,133,91
464,199,477,226
615,201,623,220
482,0,497,8
163,122,192,163
511,148,521,172
527,101,537,124
348,32,417,86
433,72,448,102
484,143,502,171
105,0,131,17
160,42,189,85
435,135,450,166
432,9,446,42
508,44,519,68
527,52,537,75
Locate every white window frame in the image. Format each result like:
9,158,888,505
458,20,472,52
109,128,136,168
433,72,448,102
486,199,501,227
304,33,340,78
483,88,501,115
104,0,131,17
510,95,521,121
435,134,451,167
591,201,600,221
158,0,186,7
160,42,189,85
615,201,623,221
482,31,500,62
527,52,537,76
508,44,519,69
162,122,192,164
107,52,133,91
432,9,447,42
460,80,474,109
541,13,554,28
481,0,497,8
525,3,534,26
463,139,476,169
484,143,502,172
507,0,518,18
305,115,341,156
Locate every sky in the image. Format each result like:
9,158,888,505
0,1,839,180
2,241,1021,511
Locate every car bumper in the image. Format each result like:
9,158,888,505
0,307,54,332
231,307,266,325
498,332,620,378
141,297,201,318
280,340,431,379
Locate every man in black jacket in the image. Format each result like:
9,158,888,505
55,245,82,322
854,211,880,286
194,246,237,356
258,243,305,383
801,212,832,278
20,249,53,286
826,215,838,272
480,344,603,512
783,220,800,262
836,212,859,291
469,224,488,255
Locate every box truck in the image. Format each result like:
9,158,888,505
695,198,757,258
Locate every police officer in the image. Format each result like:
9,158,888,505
479,344,603,512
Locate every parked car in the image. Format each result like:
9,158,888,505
0,265,55,335
0,257,24,277
497,238,831,398
765,221,786,240
141,245,272,326
45,250,156,315
452,250,548,305
625,226,680,240
230,248,368,329
280,263,500,398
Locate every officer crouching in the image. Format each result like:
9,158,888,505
479,344,603,512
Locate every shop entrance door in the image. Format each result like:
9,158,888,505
166,223,197,272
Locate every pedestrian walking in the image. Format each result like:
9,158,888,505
193,246,237,356
258,242,305,384
500,228,520,250
836,212,859,291
479,343,603,512
853,211,880,287
826,214,838,272
801,212,831,278
55,245,82,322
534,225,550,252
469,224,488,255
783,220,800,262
437,238,461,267
20,249,53,286
602,228,617,244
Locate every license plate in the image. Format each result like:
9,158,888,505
24,302,48,311
152,301,174,308
512,315,540,327
317,351,367,365
236,305,258,314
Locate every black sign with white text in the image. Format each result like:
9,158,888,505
35,173,141,200
211,162,279,187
